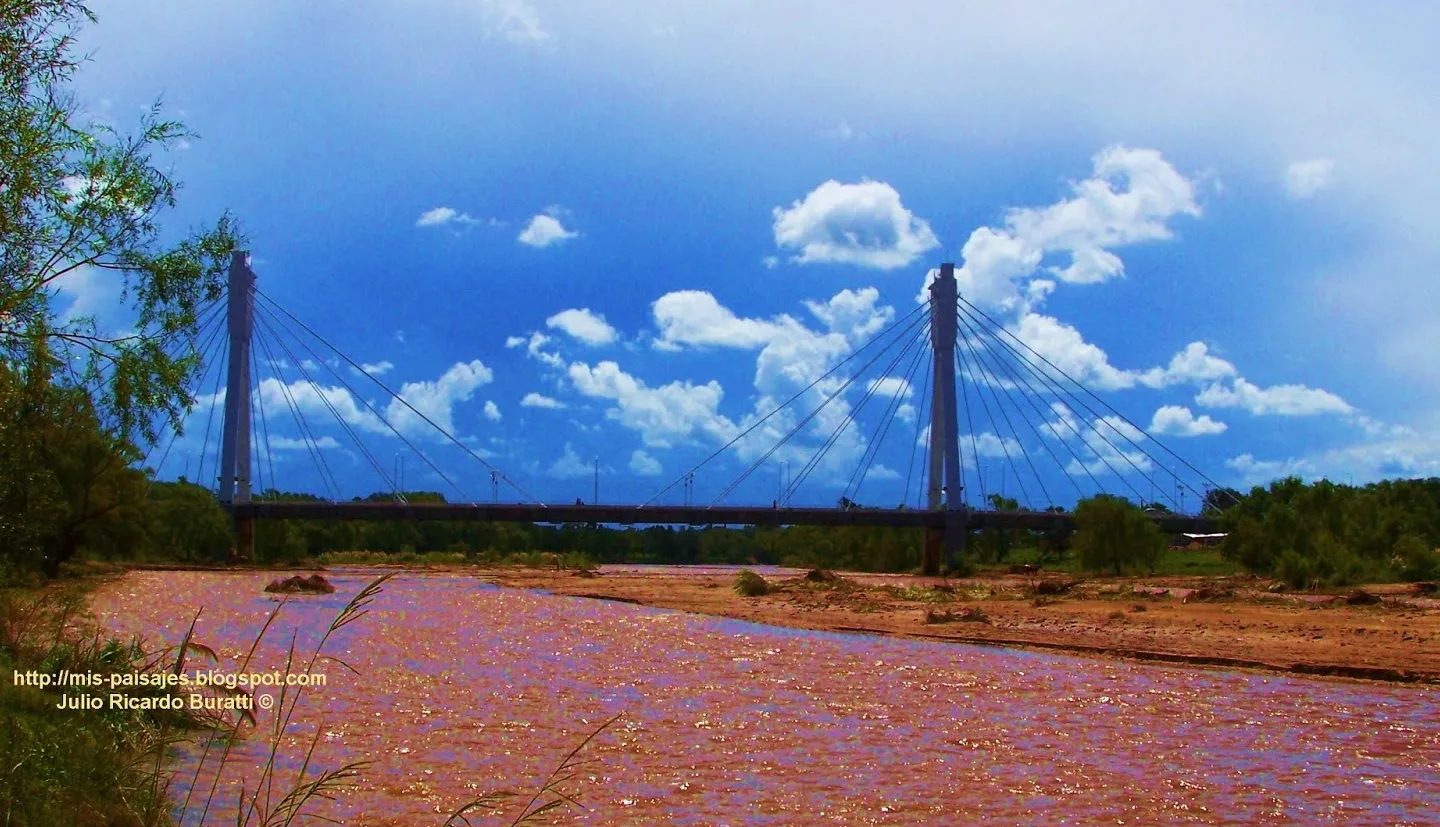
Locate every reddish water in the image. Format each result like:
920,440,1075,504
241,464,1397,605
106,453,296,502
88,571,1439,825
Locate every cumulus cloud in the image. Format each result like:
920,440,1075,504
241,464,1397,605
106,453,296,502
506,331,564,368
629,449,663,476
1284,159,1335,199
416,206,482,227
517,207,578,247
568,360,736,448
546,308,618,345
349,360,394,378
386,360,495,436
483,400,502,421
548,443,593,479
1150,405,1227,436
920,145,1200,311
773,179,939,269
1195,377,1353,417
804,287,894,344
520,392,565,409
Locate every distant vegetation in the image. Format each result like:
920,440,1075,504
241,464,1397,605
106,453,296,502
9,475,1435,591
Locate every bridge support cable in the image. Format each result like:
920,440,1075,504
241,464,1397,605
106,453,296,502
957,306,1145,504
951,328,1041,508
798,317,930,506
252,309,419,501
783,317,930,505
251,338,279,502
142,301,230,487
846,324,933,505
955,298,1177,507
903,337,935,510
955,302,1152,505
251,302,468,503
955,309,1112,508
194,329,230,493
783,321,927,507
253,289,541,506
955,295,1224,511
249,317,342,501
709,306,932,507
643,299,932,508
954,318,1088,504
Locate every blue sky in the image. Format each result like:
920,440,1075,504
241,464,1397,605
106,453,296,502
60,1,1440,508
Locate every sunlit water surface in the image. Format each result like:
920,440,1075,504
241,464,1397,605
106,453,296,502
88,571,1440,825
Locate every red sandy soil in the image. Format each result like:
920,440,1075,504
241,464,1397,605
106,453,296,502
478,567,1440,684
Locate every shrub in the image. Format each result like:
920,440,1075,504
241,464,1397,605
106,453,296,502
1394,534,1440,582
733,570,771,597
1072,495,1165,575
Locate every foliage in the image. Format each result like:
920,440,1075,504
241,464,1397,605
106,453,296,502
1071,494,1165,575
1,0,242,581
1219,476,1440,587
733,570,771,597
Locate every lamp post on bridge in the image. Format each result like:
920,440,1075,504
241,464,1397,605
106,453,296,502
593,456,599,505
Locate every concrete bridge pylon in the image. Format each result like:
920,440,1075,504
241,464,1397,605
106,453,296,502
923,262,967,575
217,251,256,561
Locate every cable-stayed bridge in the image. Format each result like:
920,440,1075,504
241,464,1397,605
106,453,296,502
147,254,1225,573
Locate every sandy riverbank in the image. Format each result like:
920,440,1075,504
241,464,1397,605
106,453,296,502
476,567,1440,684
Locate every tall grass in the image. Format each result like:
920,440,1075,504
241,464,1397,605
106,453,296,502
3,573,625,825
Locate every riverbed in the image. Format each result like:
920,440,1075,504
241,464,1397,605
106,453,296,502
88,570,1440,825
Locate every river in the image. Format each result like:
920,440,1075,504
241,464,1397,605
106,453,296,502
87,570,1439,825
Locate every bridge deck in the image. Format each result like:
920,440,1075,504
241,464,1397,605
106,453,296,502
231,501,1220,533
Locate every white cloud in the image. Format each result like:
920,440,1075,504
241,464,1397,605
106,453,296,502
1284,159,1335,199
629,449,663,476
1150,405,1228,437
52,265,122,328
483,400,502,421
507,331,563,368
386,360,495,437
258,378,387,434
652,290,788,350
1012,312,1136,391
517,208,578,248
922,145,1200,311
520,392,565,409
1040,403,1153,476
481,0,551,44
568,360,736,448
866,377,913,400
1225,420,1440,486
349,360,394,378
549,443,593,479
546,308,618,346
805,287,894,344
416,206,482,227
268,435,341,451
1196,377,1353,417
772,179,939,270
1137,342,1237,388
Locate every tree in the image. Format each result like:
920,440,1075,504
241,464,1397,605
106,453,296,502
1072,494,1165,575
1,1,242,577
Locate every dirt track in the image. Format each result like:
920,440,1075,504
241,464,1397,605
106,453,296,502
480,567,1440,684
